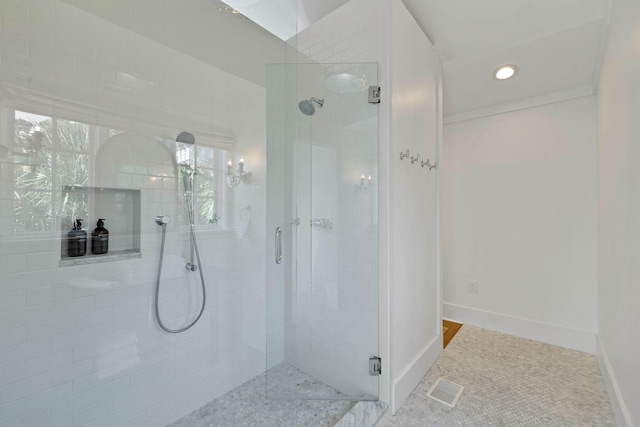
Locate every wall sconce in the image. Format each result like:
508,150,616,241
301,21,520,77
226,157,249,188
359,174,372,194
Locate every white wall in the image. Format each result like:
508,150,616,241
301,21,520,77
388,1,442,413
227,91,269,373
595,0,640,424
442,96,598,354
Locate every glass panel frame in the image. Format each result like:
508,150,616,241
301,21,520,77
266,62,379,401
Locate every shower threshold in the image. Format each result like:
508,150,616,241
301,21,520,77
169,364,362,427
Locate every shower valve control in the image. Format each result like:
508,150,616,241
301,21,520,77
155,215,170,226
310,218,333,230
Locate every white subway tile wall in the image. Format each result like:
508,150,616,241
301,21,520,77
0,1,269,426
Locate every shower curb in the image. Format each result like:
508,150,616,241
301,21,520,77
334,401,389,427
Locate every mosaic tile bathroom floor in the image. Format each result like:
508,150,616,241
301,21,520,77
390,325,615,426
169,364,356,427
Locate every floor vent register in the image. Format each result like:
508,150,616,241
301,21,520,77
426,378,465,408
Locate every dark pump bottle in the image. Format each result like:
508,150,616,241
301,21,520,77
67,219,87,257
92,219,109,254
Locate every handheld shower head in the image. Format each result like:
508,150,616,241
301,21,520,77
176,132,196,168
298,97,324,116
176,132,195,145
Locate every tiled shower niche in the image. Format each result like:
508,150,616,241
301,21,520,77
60,186,141,266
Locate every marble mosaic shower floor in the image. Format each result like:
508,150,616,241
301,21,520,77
169,364,356,427
390,325,615,426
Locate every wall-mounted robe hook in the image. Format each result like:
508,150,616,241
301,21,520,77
411,154,420,164
400,150,409,160
421,158,438,170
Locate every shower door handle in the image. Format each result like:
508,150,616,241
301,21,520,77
275,227,282,264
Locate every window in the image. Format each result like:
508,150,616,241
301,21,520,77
8,109,227,234
12,111,95,233
196,146,219,225
177,143,227,228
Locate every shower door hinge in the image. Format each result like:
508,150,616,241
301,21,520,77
368,86,381,104
369,356,382,376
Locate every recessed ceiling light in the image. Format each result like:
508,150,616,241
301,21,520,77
494,65,518,80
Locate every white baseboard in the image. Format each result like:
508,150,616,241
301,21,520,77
443,302,596,354
596,337,632,427
391,335,442,414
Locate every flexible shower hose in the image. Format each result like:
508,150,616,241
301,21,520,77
154,216,207,333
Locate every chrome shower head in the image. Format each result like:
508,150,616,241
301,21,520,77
298,97,324,116
299,100,315,116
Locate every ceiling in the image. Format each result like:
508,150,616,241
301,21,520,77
402,0,612,119
222,0,612,120
221,0,348,40
298,0,612,120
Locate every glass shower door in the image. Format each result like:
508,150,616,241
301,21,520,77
266,63,379,400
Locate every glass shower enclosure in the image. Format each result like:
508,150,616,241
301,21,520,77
266,63,379,400
0,0,385,424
